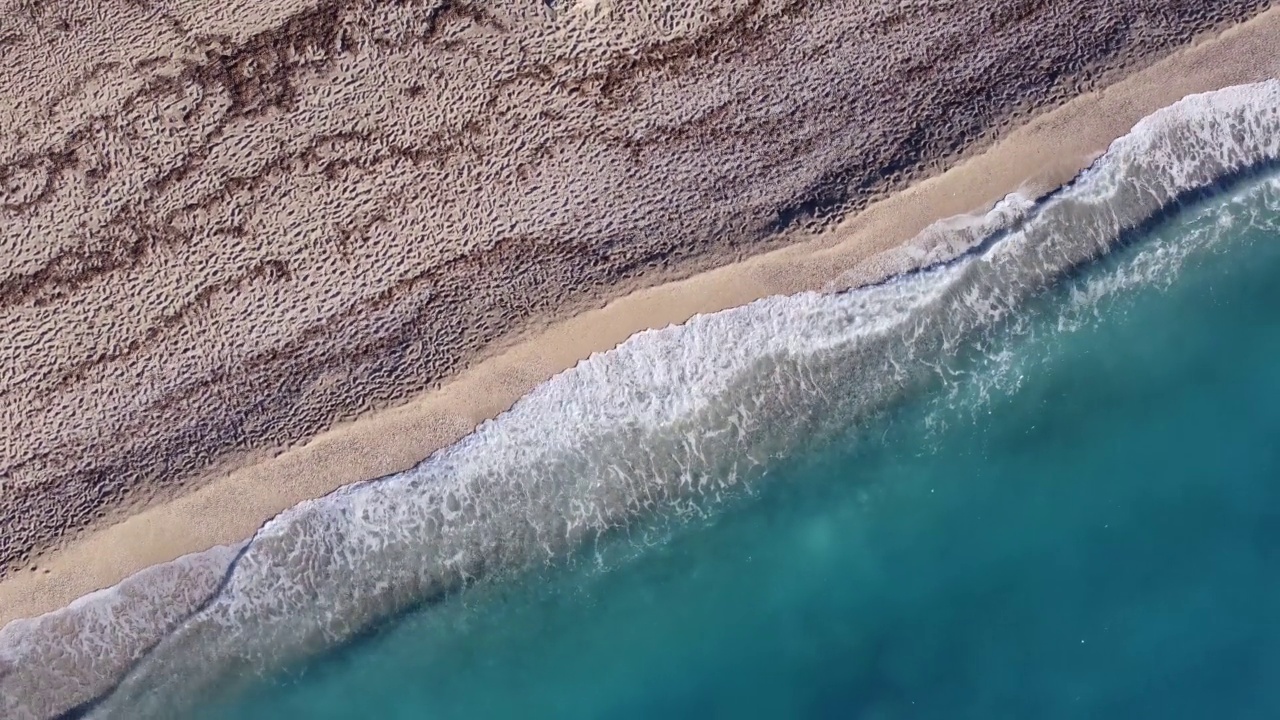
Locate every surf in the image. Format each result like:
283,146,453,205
4,79,1280,720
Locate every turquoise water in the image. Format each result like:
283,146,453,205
185,177,1280,716
59,84,1280,720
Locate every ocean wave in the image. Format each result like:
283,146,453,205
4,80,1278,720
0,544,244,720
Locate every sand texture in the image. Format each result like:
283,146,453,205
2,3,1280,715
0,0,1275,605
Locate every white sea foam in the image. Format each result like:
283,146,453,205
5,80,1279,720
0,544,244,720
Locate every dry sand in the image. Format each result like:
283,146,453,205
0,0,1277,630
2,4,1280,717
4,5,1280,635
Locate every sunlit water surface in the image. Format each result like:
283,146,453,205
186,172,1280,719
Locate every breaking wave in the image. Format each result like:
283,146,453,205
3,80,1278,720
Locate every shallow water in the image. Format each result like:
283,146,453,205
179,158,1280,716
40,81,1279,720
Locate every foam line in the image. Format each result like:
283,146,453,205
6,80,1279,720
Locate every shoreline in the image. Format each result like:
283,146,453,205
26,75,1280,720
3,7,1280,630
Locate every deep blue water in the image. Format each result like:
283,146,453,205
185,171,1280,718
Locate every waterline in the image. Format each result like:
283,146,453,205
4,80,1279,720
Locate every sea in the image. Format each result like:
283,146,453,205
6,80,1280,719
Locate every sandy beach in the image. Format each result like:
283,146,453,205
0,1,1278,715
2,0,1279,628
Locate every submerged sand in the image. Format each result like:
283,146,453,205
1,0,1278,630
